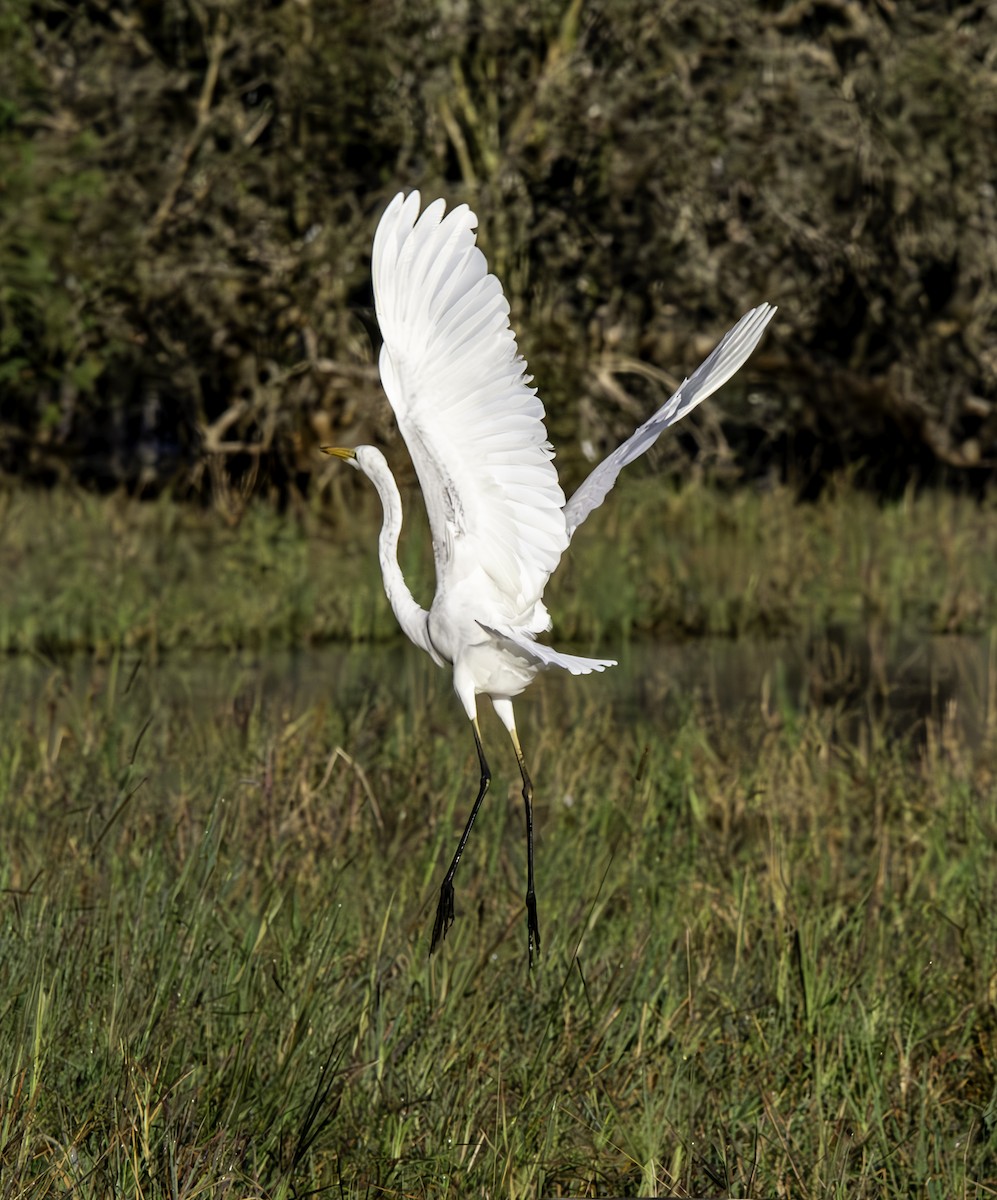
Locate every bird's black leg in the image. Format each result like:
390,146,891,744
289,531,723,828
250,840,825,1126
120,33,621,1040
431,718,490,954
510,729,541,967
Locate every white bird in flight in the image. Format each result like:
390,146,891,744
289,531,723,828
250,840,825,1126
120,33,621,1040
326,191,775,964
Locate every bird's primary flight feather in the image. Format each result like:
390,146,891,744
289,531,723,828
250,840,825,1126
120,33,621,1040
373,191,569,618
563,302,775,537
328,190,775,962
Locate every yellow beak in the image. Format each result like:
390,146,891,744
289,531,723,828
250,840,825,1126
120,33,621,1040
321,446,357,461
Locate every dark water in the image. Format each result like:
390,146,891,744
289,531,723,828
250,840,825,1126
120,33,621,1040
613,627,993,754
2,628,992,758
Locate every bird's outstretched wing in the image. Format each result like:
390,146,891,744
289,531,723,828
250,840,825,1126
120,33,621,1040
563,304,776,539
373,191,569,613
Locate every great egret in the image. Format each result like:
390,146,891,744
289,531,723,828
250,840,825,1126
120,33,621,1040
326,190,775,964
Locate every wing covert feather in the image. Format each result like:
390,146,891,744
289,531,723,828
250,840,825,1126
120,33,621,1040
373,192,569,611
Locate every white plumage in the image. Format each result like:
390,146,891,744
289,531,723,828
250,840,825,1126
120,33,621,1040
326,191,775,963
373,191,569,617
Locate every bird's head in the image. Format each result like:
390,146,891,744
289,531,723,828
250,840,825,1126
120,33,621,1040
322,445,360,470
321,444,388,477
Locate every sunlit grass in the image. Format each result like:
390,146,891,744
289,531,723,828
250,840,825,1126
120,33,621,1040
2,481,997,655
2,482,997,1195
2,640,996,1196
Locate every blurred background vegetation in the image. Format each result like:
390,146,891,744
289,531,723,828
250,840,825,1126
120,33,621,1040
1,0,995,503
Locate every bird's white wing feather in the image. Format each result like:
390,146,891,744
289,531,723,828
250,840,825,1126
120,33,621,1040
373,191,569,614
563,303,776,539
478,623,617,676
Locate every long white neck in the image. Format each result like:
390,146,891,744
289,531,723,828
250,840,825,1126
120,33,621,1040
360,454,440,664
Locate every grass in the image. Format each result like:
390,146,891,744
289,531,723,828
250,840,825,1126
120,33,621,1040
2,479,997,654
1,481,997,1196
2,635,996,1197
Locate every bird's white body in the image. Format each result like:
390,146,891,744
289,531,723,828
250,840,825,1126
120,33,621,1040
429,577,537,692
329,190,775,960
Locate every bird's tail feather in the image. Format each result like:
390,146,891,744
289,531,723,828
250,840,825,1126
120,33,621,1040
478,622,617,676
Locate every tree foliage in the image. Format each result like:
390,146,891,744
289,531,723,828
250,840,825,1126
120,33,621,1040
1,0,995,498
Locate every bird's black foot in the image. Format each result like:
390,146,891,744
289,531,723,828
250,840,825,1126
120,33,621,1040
431,879,455,954
526,891,541,968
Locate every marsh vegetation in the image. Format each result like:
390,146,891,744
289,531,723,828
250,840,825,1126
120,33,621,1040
2,488,996,1197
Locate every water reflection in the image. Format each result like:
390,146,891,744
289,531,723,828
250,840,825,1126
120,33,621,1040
1,629,992,758
613,628,992,754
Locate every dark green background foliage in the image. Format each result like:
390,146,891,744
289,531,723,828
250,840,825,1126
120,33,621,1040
1,0,995,494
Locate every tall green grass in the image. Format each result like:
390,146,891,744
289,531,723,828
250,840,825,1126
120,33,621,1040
2,481,997,654
2,641,995,1196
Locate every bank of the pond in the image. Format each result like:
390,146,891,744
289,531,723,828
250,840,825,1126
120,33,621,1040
2,481,996,654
